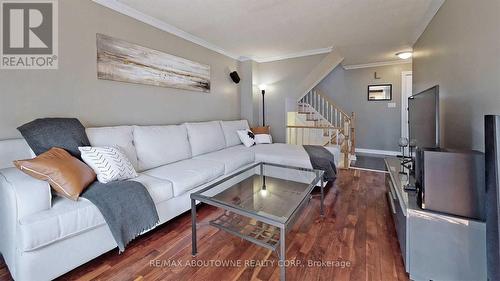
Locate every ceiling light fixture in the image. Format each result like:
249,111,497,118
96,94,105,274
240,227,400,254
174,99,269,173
396,51,412,60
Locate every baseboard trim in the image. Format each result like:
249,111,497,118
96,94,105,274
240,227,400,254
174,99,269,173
355,148,400,156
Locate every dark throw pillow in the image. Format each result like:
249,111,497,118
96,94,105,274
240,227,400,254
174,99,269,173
18,118,90,159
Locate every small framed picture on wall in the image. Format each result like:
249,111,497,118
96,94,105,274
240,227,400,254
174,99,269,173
368,84,392,101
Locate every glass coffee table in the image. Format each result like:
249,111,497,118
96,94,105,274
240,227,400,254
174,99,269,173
190,162,325,281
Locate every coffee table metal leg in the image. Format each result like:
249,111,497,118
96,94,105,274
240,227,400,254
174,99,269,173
191,199,197,256
279,226,286,281
320,178,325,216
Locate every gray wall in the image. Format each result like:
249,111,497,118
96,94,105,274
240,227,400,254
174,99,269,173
239,60,254,125
256,54,327,142
0,0,240,139
316,63,412,151
413,0,500,151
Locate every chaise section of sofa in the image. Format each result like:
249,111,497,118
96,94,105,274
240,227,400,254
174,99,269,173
0,120,340,281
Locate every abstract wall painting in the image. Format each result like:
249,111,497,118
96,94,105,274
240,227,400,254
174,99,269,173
96,33,210,92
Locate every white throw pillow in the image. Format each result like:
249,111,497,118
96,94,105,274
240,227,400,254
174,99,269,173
255,134,273,144
237,129,256,147
79,146,138,184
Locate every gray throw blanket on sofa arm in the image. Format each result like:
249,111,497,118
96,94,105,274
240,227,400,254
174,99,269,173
81,180,159,253
303,145,337,182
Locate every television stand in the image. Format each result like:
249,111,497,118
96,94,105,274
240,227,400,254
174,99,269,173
385,157,486,281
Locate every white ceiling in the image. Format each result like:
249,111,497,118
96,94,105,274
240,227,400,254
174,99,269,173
101,0,444,65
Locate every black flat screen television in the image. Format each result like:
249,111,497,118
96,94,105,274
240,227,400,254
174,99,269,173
408,85,440,149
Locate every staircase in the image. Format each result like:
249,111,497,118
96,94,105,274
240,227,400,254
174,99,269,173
287,89,356,169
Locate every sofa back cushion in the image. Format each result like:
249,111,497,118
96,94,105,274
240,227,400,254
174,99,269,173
185,121,226,156
220,120,250,147
133,125,191,171
86,126,138,170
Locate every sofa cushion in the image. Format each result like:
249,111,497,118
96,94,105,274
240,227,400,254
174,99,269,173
131,174,174,204
255,134,273,144
254,143,314,169
220,120,249,147
143,159,224,196
195,145,255,174
86,126,138,170
18,174,173,252
253,143,341,169
19,197,106,252
185,121,226,156
133,125,191,171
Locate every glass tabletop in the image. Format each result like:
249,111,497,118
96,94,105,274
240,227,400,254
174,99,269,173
191,163,323,225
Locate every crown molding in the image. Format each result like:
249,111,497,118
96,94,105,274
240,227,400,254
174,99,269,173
343,59,412,70
252,47,333,63
93,0,240,60
238,56,253,62
93,0,333,63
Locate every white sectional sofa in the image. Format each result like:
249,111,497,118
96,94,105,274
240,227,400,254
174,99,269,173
0,120,340,281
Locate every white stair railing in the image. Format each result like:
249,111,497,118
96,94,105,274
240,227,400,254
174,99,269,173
288,89,356,168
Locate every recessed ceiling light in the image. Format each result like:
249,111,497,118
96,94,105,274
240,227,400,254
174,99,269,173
396,51,412,60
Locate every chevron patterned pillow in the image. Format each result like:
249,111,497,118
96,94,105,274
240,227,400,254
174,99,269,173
79,146,138,184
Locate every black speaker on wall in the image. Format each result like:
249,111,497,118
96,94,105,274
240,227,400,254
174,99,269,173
230,71,240,84
485,115,500,281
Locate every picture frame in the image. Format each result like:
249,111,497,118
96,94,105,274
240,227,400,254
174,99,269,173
367,84,392,101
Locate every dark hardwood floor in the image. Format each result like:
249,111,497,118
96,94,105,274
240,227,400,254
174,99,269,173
0,169,408,281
